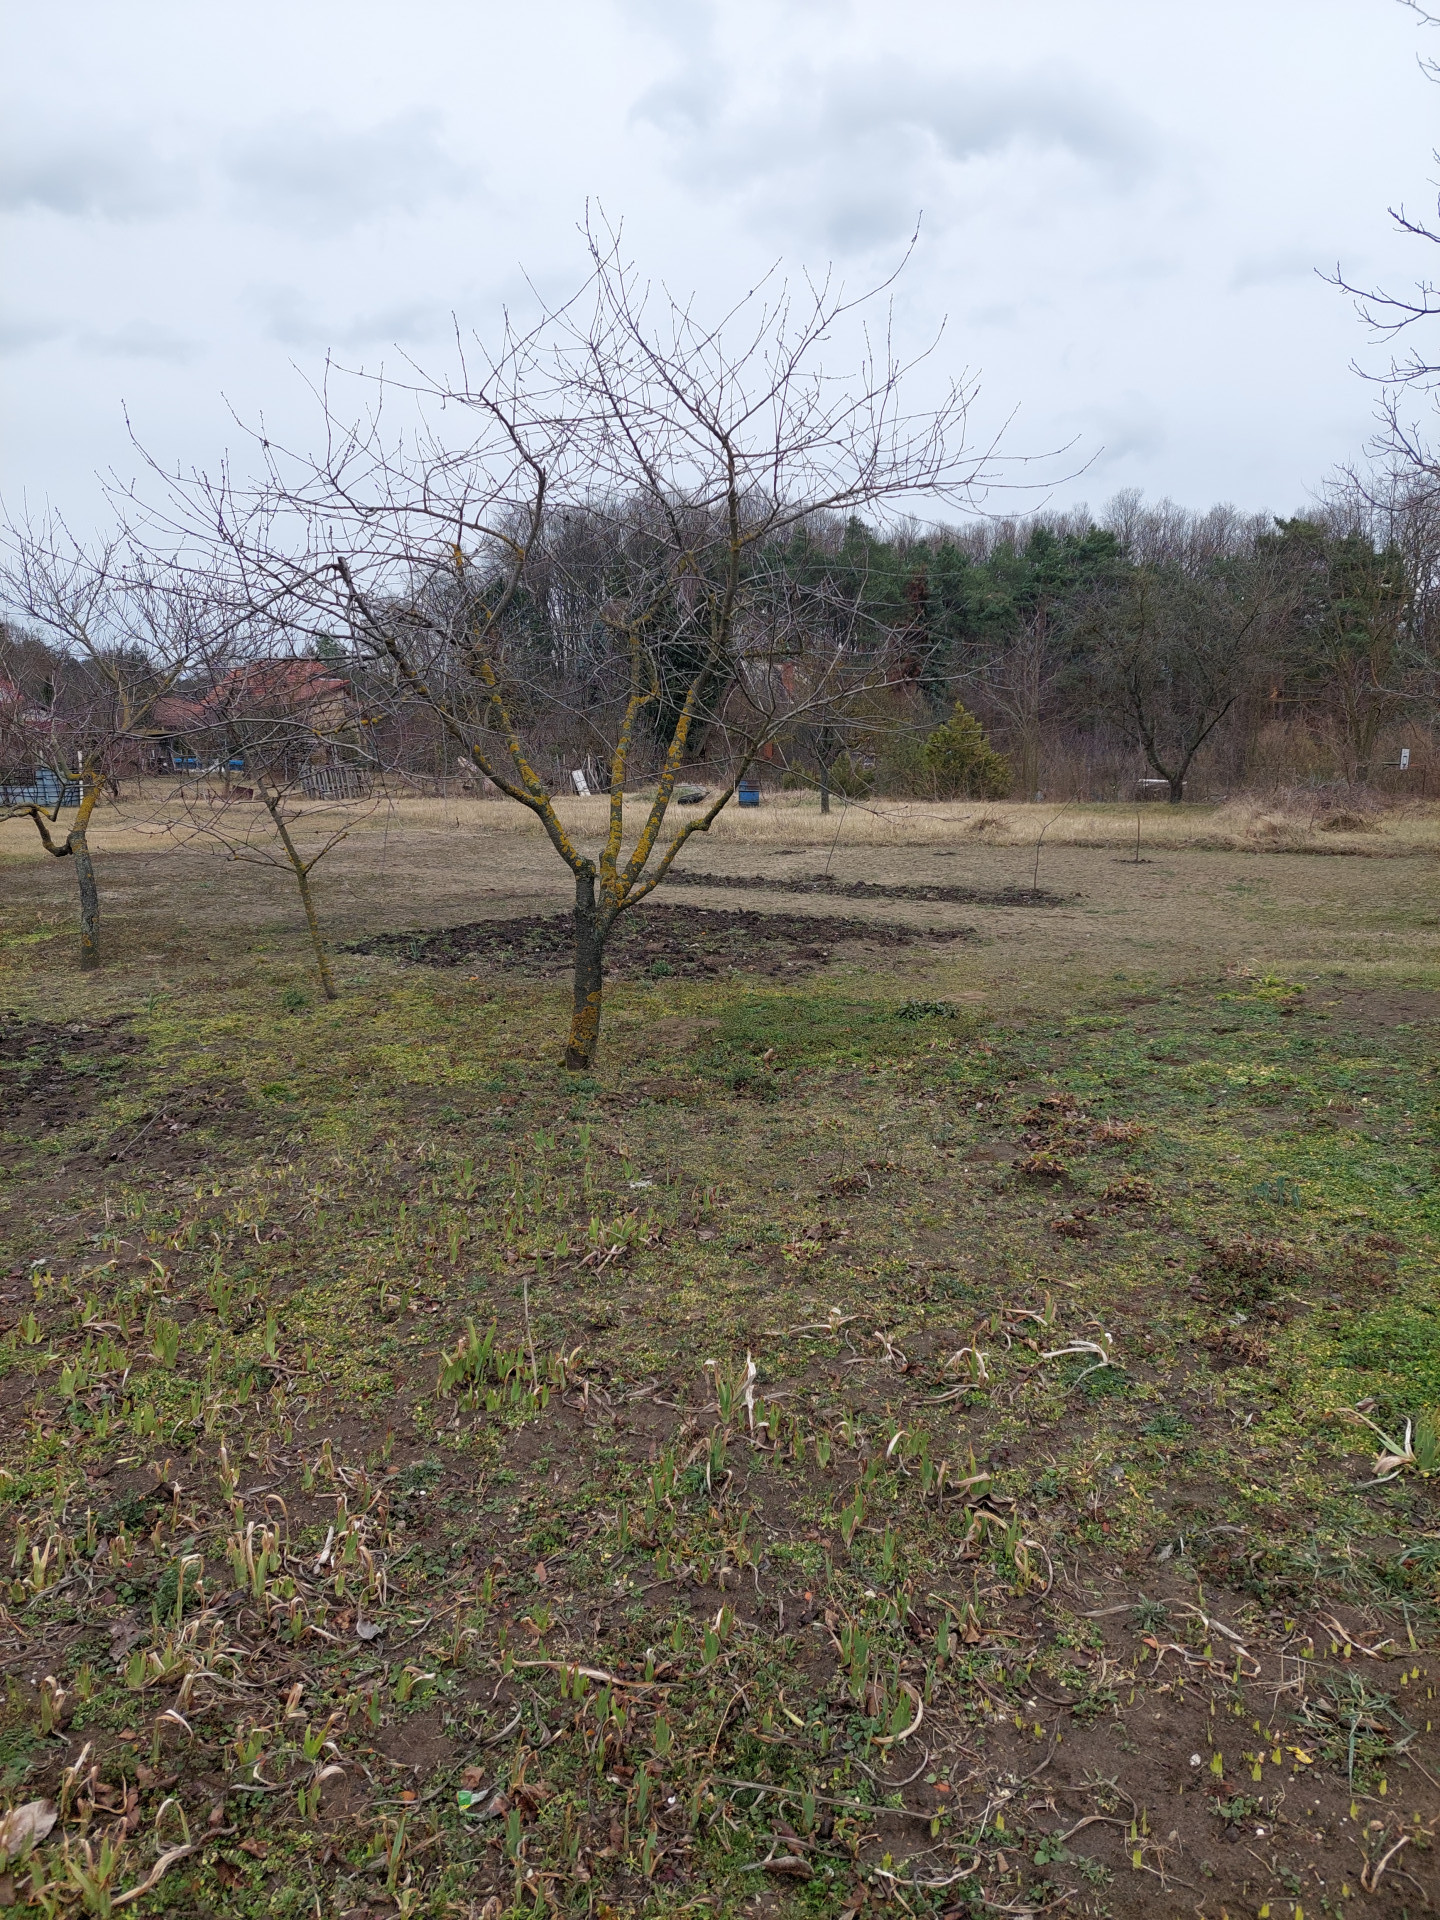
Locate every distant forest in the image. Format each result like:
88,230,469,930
2,482,1433,807
738,486,1436,801
350,484,1431,805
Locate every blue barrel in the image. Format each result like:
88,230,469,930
737,779,761,807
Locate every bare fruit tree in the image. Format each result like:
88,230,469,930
0,518,224,968
144,235,1012,1066
159,655,375,1000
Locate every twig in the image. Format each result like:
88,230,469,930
871,1856,982,1890
1171,1603,1260,1674
843,1751,933,1787
707,1684,751,1760
716,1778,937,1821
1018,1728,1060,1783
504,1658,671,1692
1050,1812,1129,1844
1361,1831,1409,1894
110,1106,168,1163
1314,1612,1394,1661
1030,800,1072,895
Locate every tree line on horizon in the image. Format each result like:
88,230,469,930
3,481,1432,813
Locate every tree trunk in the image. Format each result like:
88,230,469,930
1352,720,1379,785
1019,724,1041,800
819,760,831,815
293,864,338,1001
70,830,100,969
565,872,604,1071
263,787,339,1000
1167,775,1185,804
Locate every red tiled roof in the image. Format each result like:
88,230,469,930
152,694,211,730
211,659,349,708
156,659,350,732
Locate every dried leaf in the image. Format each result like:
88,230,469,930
0,1799,57,1859
763,1854,813,1878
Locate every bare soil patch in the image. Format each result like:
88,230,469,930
1321,985,1440,1034
351,902,972,980
0,1012,140,1142
99,1080,269,1174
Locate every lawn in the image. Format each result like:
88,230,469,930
0,801,1437,1918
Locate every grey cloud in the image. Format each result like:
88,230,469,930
634,77,719,139
0,313,64,356
1229,248,1323,291
78,322,199,363
753,165,923,252
966,301,1024,329
636,54,1159,251
620,0,846,50
1083,395,1166,470
256,287,445,350
822,66,1155,183
0,133,187,219
615,0,718,48
223,113,472,232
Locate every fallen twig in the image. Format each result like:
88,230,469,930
109,1107,169,1164
505,1658,671,1692
871,1855,982,1891
1361,1831,1409,1894
716,1778,937,1821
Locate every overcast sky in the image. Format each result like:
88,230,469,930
2,0,1436,534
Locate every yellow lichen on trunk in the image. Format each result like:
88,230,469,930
565,988,603,1071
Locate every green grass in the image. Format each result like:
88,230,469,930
0,932,1436,1916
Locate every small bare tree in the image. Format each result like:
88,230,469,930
0,519,222,967
1329,2,1440,740
141,232,1017,1065
761,571,890,812
161,654,375,999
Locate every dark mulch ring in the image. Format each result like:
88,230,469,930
664,867,1065,906
0,1012,141,1136
351,903,972,980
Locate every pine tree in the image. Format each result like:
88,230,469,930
921,702,1011,798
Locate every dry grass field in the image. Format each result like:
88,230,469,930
0,791,1438,1919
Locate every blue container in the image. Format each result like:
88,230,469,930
737,779,761,808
